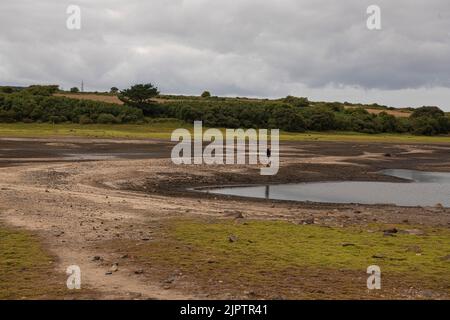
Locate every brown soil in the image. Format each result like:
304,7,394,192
0,137,449,299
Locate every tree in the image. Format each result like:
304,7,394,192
0,86,14,94
70,87,80,93
119,84,159,105
118,83,160,117
283,96,309,108
411,106,444,118
110,87,119,94
201,91,211,98
25,85,59,96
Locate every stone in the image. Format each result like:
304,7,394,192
341,242,355,247
400,229,425,236
302,218,315,225
228,235,238,243
383,228,398,234
406,245,422,253
110,263,119,272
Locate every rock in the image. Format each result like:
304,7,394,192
419,290,435,298
134,269,144,275
400,229,425,236
92,256,102,262
383,228,398,234
435,203,444,209
383,232,396,237
141,238,151,241
244,290,256,297
120,254,129,259
110,263,119,272
406,245,422,253
224,211,244,219
341,242,355,247
105,271,113,275
384,153,392,157
372,254,385,259
53,231,64,237
164,276,176,284
228,235,238,243
302,218,315,225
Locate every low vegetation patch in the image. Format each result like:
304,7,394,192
110,219,450,299
0,224,93,299
1,123,450,143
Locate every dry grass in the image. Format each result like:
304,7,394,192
344,106,411,118
54,93,124,104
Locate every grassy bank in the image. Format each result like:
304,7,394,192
109,219,450,299
0,224,93,299
1,122,450,143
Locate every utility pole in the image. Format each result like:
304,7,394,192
81,80,84,93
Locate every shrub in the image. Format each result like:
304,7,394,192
78,115,93,124
97,113,119,124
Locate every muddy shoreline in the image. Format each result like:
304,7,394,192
1,137,449,299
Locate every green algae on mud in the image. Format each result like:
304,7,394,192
110,219,450,299
0,224,94,299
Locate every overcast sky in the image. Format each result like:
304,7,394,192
1,1,450,110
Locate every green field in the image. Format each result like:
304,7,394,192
1,122,450,143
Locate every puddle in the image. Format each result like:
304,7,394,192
62,152,152,161
202,169,450,207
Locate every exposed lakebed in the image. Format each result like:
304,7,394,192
202,169,450,207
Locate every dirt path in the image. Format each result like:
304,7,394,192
0,160,200,299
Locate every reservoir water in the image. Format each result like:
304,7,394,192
203,169,450,207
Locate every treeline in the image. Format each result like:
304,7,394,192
161,100,450,135
0,86,143,124
0,85,449,135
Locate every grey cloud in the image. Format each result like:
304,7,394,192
1,0,450,109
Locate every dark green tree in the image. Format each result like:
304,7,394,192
110,87,119,94
201,91,211,98
119,83,160,116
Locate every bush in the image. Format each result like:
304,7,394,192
97,113,119,124
283,96,309,108
78,115,93,124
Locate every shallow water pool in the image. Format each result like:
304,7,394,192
203,169,450,207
